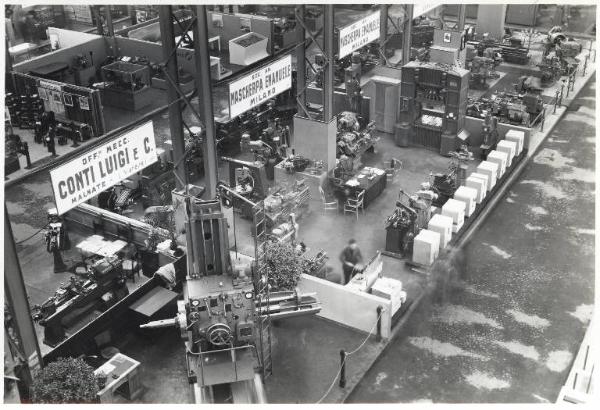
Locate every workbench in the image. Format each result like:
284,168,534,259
94,353,143,403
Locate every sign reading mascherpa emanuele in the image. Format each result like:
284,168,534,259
50,121,157,215
228,54,292,118
338,10,381,59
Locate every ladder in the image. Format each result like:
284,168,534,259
252,202,272,380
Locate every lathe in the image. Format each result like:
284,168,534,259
32,255,129,347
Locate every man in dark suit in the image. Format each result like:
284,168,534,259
339,238,363,285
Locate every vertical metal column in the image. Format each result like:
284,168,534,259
295,5,306,115
192,6,218,199
159,5,187,190
379,5,389,66
4,206,43,401
105,5,114,37
402,4,414,65
322,5,335,122
457,4,466,32
93,6,104,35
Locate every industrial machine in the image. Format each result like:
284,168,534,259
385,190,434,258
141,188,320,403
467,91,543,126
31,255,129,347
468,36,530,65
336,111,377,159
429,145,473,207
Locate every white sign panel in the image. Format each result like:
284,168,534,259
338,11,381,59
228,54,293,118
50,121,158,215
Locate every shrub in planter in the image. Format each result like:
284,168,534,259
264,241,303,291
31,357,99,403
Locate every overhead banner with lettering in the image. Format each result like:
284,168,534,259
50,121,158,215
228,54,293,118
338,10,381,59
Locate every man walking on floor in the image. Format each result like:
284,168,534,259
339,238,363,285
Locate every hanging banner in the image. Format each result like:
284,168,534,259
338,10,381,59
50,121,157,215
228,54,293,118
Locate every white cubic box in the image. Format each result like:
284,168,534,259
371,277,406,316
428,214,453,249
413,229,440,266
487,150,508,178
229,32,269,66
497,140,516,166
442,199,465,233
505,129,524,155
466,174,487,203
476,161,498,191
454,186,478,217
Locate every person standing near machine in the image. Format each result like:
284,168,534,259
339,238,363,285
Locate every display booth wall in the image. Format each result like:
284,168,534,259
298,273,393,339
13,36,111,79
47,27,103,49
206,11,274,53
11,72,105,137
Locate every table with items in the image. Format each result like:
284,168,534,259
333,166,387,209
76,235,129,262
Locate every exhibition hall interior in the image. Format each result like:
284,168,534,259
3,2,596,404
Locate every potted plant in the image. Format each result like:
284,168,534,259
263,241,303,291
31,357,99,403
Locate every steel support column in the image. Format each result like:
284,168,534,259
4,206,43,402
322,5,335,122
192,5,218,199
379,5,389,66
105,5,114,36
159,5,188,190
295,5,307,115
402,4,414,65
457,3,466,32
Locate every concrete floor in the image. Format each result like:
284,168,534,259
346,77,595,404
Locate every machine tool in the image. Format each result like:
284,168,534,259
31,255,129,347
429,145,473,207
141,187,320,403
336,111,377,159
385,190,434,258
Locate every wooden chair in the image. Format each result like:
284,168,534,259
344,190,365,220
319,186,338,213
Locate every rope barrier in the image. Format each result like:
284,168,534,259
315,307,386,403
15,227,45,245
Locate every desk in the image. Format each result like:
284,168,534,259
76,236,128,260
30,62,70,81
336,167,387,209
95,353,142,403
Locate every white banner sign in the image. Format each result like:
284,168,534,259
50,121,158,215
228,54,293,118
338,10,381,59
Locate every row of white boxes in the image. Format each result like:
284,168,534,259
413,130,525,266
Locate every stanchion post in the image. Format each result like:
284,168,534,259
559,81,565,106
339,350,346,388
540,108,545,132
376,306,383,342
554,90,558,114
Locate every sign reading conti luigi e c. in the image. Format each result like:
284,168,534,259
228,54,292,118
50,121,157,215
338,10,381,59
